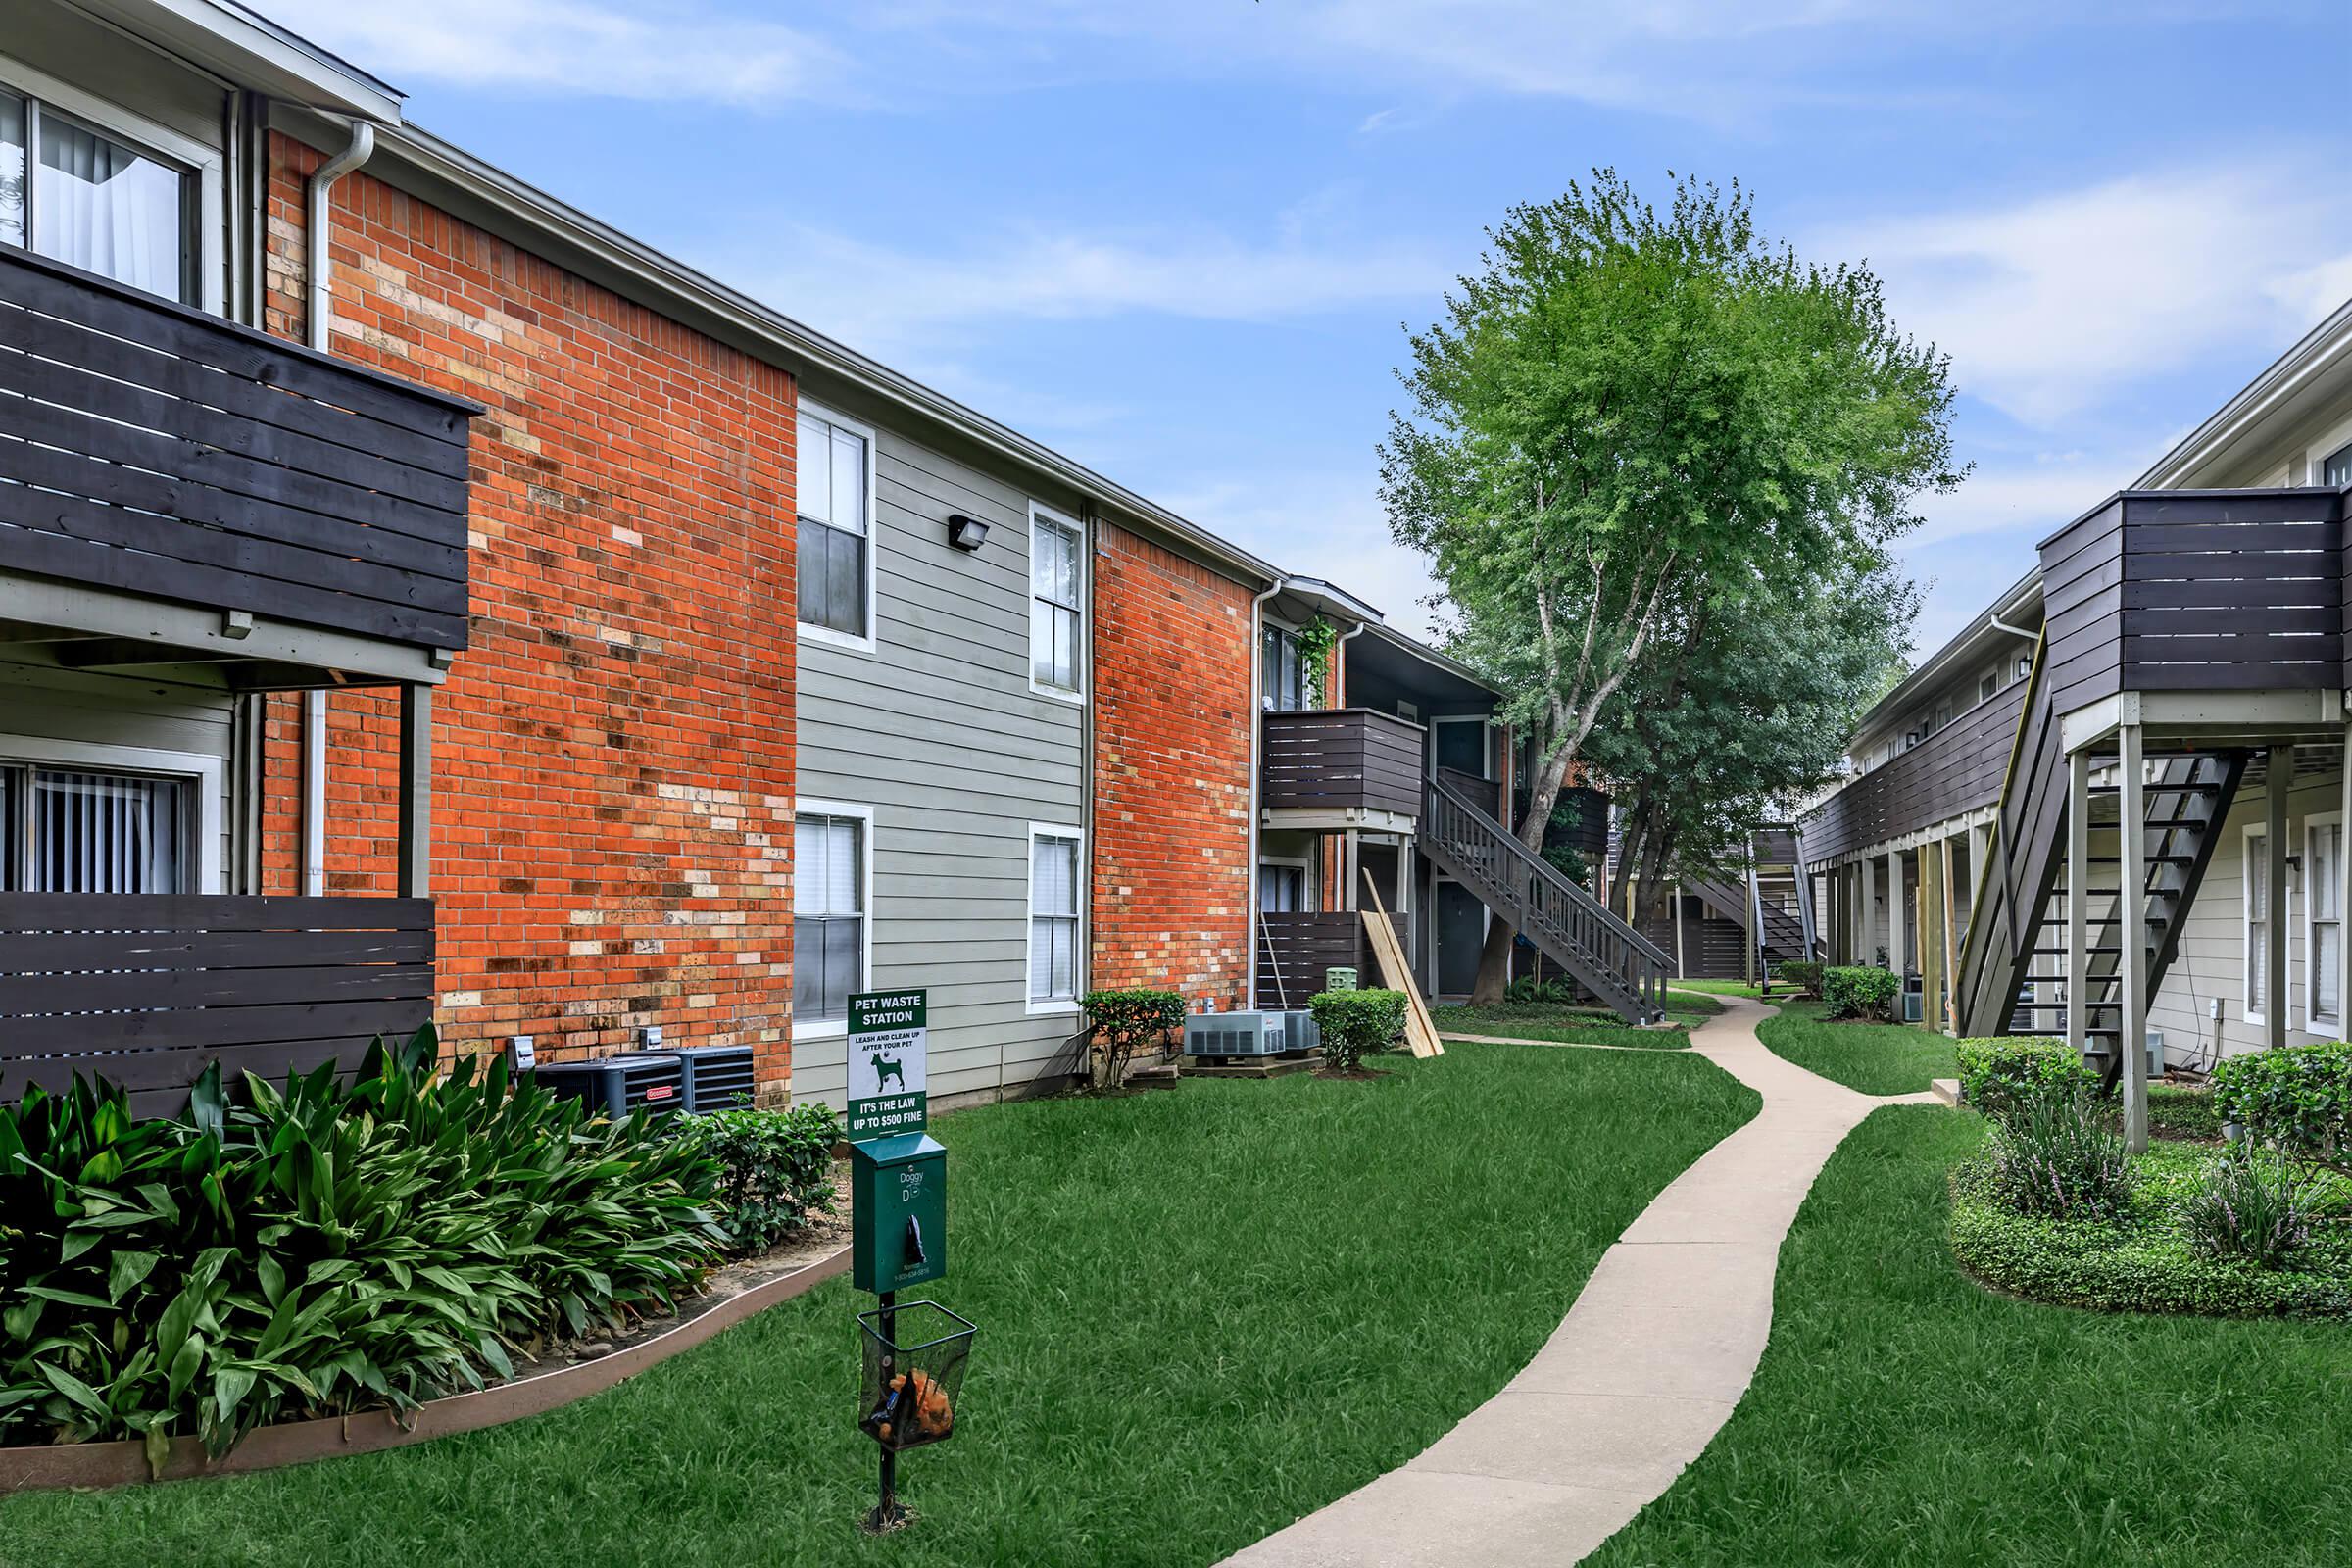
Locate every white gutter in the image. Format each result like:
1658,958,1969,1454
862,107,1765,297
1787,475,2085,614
1243,579,1287,1009
1333,621,1366,706
300,119,374,896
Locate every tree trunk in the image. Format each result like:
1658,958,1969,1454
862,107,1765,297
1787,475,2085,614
1469,721,1582,1003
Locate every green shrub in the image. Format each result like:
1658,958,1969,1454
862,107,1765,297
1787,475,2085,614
1775,960,1824,999
2182,1150,2317,1267
1949,1160,2352,1321
1984,1086,2133,1221
1955,1035,2093,1117
1504,975,1575,1004
2212,1041,2352,1175
1082,988,1187,1089
683,1104,841,1253
1310,990,1408,1072
0,1030,723,1464
1821,965,1898,1021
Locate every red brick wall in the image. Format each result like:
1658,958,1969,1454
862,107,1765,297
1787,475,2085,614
1090,521,1253,1008
261,132,800,1096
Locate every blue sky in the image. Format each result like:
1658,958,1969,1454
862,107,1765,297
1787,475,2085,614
271,1,2352,660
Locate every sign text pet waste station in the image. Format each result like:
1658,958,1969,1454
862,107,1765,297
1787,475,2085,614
846,988,928,1138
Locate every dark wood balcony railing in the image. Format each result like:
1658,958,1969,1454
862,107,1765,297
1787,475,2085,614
0,894,435,1119
2039,487,2346,712
1260,708,1425,819
1799,683,2024,865
0,246,475,653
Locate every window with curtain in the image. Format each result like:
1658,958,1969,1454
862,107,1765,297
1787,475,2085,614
1,765,190,893
1030,831,1080,1003
1261,626,1307,711
1259,864,1305,912
0,87,189,302
2247,830,2270,1018
796,409,871,640
793,813,864,1023
2310,819,2342,1030
1031,512,1083,695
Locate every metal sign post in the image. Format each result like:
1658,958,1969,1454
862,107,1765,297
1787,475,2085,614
847,988,962,1534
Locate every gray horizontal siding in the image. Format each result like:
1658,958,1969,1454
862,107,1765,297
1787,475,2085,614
793,416,1086,1110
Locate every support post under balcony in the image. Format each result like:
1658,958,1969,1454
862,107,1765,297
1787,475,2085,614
2120,724,2148,1154
2267,746,2291,1053
2065,750,2089,1061
399,684,433,900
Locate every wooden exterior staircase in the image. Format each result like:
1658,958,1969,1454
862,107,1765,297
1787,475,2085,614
1420,774,1672,1024
1954,638,2248,1072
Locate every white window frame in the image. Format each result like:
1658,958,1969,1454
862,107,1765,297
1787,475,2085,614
1026,821,1085,1015
0,53,225,313
2244,822,2270,1026
1258,854,1312,913
1260,619,1309,712
2306,810,2343,1035
794,399,880,656
1027,502,1087,705
792,797,873,1041
0,734,223,894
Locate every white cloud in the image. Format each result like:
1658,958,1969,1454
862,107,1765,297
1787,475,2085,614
1152,471,1449,643
263,0,844,105
1820,165,2352,426
726,221,1442,353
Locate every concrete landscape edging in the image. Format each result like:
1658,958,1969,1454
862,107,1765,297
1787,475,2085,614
0,1245,851,1494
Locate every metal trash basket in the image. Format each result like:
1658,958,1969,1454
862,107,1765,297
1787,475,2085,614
858,1300,975,1453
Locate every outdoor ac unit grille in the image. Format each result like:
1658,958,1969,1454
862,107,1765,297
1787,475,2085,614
676,1045,757,1112
1184,1012,1288,1056
534,1054,684,1119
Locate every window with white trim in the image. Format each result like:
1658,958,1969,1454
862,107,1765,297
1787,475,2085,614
2246,827,2270,1022
2309,814,2343,1032
796,405,873,643
2324,440,2352,488
1029,829,1081,1004
1,763,193,893
793,812,865,1023
0,84,193,303
1260,863,1306,912
1262,625,1307,711
1030,507,1084,697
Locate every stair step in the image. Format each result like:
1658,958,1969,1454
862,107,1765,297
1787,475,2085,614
2014,1001,2121,1010
2086,855,2198,865
2032,946,2123,955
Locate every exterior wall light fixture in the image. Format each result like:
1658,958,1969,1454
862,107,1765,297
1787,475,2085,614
948,514,990,552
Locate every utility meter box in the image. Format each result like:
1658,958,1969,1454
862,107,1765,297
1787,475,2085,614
852,1133,947,1293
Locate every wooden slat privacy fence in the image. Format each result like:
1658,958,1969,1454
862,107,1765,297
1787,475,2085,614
0,894,435,1119
0,247,475,652
1260,709,1426,818
1254,912,1365,1010
2038,489,2346,710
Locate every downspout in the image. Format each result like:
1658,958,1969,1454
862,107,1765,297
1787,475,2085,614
301,122,375,896
1244,578,1287,1009
1333,621,1365,706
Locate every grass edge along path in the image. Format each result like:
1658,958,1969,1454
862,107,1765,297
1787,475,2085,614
0,1045,1760,1568
1757,998,1956,1095
1585,1106,2352,1568
1439,987,1722,1051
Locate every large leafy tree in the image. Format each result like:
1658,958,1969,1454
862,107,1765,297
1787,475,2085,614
1384,170,1960,1001
1590,560,1917,931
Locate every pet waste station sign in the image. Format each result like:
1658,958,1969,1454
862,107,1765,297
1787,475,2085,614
846,988,928,1138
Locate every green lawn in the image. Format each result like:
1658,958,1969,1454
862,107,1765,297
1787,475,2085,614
0,1045,1757,1568
1587,1107,2352,1568
1439,986,1720,1051
1671,977,1763,999
1759,998,1955,1094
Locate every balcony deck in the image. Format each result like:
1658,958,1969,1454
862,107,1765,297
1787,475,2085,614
1260,708,1425,827
0,247,476,662
1799,683,2024,866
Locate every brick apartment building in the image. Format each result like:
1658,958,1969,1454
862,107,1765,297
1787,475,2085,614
0,0,1670,1120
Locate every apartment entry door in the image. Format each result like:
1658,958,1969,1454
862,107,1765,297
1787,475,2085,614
1435,879,1485,997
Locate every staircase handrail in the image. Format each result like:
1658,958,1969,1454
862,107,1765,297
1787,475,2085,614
1427,774,1675,970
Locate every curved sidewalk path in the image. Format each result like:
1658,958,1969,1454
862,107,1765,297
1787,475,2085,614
1225,997,1933,1568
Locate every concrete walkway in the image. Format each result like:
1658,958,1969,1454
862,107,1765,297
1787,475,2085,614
1225,997,1927,1568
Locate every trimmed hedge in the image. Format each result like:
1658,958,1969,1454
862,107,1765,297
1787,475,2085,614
2148,1081,2223,1142
1822,965,1898,1021
2212,1041,2352,1173
1082,988,1187,1089
1773,960,1824,999
1309,990,1407,1072
1949,1150,2352,1321
1955,1035,2092,1116
681,1104,841,1253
